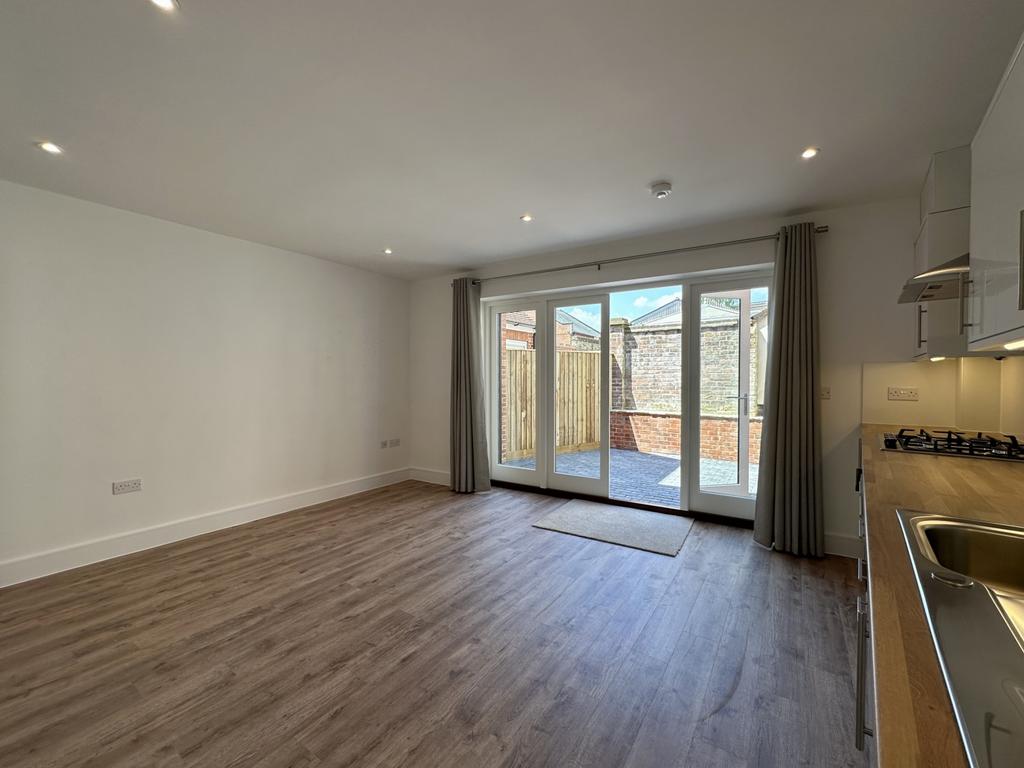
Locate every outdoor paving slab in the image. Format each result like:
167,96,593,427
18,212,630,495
505,449,759,508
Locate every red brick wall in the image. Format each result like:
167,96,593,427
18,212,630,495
610,411,762,463
699,415,762,463
610,411,680,454
502,328,534,348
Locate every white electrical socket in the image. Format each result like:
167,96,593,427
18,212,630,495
112,478,142,495
820,385,831,400
887,386,920,402
380,440,388,449
388,438,401,448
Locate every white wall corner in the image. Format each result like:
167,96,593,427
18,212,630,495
0,468,413,588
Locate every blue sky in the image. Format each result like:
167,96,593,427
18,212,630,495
564,285,768,329
611,285,682,321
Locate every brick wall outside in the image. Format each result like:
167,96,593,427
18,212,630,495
610,411,680,454
499,312,765,463
610,322,680,412
610,411,762,463
555,320,599,351
700,322,765,418
610,319,764,418
698,414,763,463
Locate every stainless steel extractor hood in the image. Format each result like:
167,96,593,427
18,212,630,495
898,253,970,304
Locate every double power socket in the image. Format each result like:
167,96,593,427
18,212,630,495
112,478,142,495
380,438,401,449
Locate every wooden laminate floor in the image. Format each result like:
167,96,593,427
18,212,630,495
0,481,869,768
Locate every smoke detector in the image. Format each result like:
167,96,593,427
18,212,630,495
650,181,672,200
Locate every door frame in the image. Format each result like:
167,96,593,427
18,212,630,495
687,271,772,521
545,293,610,497
487,299,549,486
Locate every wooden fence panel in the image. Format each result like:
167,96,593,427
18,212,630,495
503,349,600,458
504,349,536,459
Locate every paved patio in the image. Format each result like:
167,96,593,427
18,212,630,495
507,449,759,508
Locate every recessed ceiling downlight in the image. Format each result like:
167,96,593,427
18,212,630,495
801,146,820,159
649,181,672,200
383,248,393,255
149,0,180,11
520,213,533,222
36,141,64,155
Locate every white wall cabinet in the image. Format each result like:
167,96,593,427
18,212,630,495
913,147,971,359
968,35,1024,351
919,146,972,220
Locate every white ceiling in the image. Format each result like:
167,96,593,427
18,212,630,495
3,2,1024,279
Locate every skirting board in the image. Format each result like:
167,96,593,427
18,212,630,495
408,467,450,486
0,467,412,588
1,466,863,587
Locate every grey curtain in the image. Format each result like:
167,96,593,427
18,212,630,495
754,223,824,557
450,278,491,493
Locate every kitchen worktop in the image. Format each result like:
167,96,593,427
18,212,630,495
860,424,1024,767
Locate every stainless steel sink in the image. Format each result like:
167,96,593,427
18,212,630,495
920,518,1024,594
898,510,1024,768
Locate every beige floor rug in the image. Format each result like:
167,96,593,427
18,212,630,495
533,498,693,556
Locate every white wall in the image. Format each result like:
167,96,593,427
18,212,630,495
409,197,919,554
861,357,1010,433
861,360,960,427
957,357,1004,432
408,275,456,483
1001,357,1024,435
0,181,410,584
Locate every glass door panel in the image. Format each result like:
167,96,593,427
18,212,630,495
698,290,746,495
489,302,546,484
497,309,537,469
689,279,770,520
608,285,683,509
749,290,769,495
548,297,609,496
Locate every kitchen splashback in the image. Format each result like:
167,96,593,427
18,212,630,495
861,358,1004,432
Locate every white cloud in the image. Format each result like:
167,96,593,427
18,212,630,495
632,296,650,308
653,291,681,309
567,307,601,330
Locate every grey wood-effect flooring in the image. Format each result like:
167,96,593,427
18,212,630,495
0,481,869,767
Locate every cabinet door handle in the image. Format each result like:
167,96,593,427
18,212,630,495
855,597,874,750
916,304,927,346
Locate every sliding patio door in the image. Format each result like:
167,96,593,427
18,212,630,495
546,296,609,497
688,277,771,520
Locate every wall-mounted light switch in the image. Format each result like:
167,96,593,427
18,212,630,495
820,385,832,400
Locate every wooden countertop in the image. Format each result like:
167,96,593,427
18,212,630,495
861,424,1024,767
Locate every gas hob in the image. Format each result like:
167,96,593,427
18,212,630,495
882,428,1024,462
